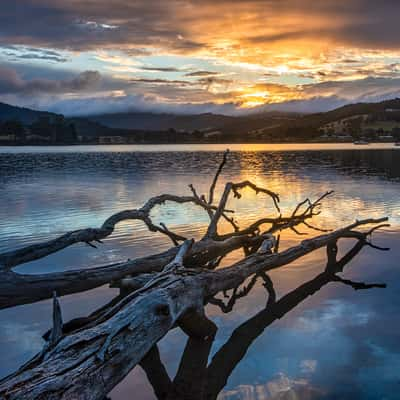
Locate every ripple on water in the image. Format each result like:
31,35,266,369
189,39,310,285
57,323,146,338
0,149,399,261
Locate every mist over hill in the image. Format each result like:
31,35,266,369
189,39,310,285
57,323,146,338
1,98,400,144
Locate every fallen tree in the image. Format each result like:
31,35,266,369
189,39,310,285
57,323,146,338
141,231,386,400
0,150,331,310
0,151,390,400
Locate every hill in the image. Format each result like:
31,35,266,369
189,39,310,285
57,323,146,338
272,98,400,140
85,99,400,142
0,102,61,124
87,112,238,131
1,98,400,144
0,102,122,143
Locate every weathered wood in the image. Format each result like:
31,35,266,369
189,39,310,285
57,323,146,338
205,180,281,239
0,194,227,270
0,233,266,309
0,192,329,310
49,292,63,347
139,235,386,400
0,218,387,400
0,151,390,400
0,275,204,399
0,147,333,310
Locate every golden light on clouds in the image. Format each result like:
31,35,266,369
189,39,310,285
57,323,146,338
2,0,400,113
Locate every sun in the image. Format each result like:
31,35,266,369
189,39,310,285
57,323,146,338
239,90,270,108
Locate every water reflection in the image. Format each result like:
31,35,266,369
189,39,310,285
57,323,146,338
1,149,399,256
110,232,388,400
0,147,399,399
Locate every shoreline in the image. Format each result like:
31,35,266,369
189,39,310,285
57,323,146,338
0,141,398,147
1,142,399,153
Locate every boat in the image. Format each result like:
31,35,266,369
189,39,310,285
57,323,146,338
353,140,370,145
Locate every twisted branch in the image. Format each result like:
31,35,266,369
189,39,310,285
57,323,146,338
0,194,227,270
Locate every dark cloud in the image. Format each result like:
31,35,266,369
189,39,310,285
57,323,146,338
342,59,360,64
196,77,233,90
35,93,240,116
0,0,205,53
0,66,101,95
1,0,400,52
1,0,400,118
139,66,182,73
303,76,400,100
185,70,220,77
129,78,190,86
255,96,348,113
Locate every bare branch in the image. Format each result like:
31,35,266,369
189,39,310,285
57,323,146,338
0,218,388,399
231,181,281,213
0,194,222,270
208,149,229,205
159,222,184,246
332,275,387,290
205,180,280,239
49,291,63,347
189,183,213,219
0,233,271,310
162,239,194,272
208,272,273,313
216,191,333,241
257,235,276,254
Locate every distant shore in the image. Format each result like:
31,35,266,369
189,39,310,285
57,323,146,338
1,143,398,154
0,140,398,147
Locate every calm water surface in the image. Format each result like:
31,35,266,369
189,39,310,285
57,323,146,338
0,144,399,399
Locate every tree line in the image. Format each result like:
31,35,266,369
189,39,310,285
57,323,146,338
0,116,77,144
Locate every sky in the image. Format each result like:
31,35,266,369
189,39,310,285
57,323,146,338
2,0,400,115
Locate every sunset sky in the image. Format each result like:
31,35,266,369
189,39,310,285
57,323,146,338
2,0,400,115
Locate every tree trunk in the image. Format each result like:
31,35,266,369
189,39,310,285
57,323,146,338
0,218,386,400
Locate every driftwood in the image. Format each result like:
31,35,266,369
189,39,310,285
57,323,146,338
0,150,390,399
142,231,386,400
0,151,330,310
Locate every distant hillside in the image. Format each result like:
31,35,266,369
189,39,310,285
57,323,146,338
1,98,400,144
0,102,120,140
294,98,400,127
66,117,120,138
0,102,60,124
87,112,238,131
270,98,400,140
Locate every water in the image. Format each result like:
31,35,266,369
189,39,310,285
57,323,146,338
0,144,399,399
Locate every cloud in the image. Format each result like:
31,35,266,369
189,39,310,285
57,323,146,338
2,0,400,55
2,0,400,115
0,1,205,53
196,77,234,91
0,67,101,95
303,76,400,101
139,66,182,73
129,78,191,86
0,45,68,62
2,62,400,116
254,96,348,113
185,70,220,77
39,94,240,116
